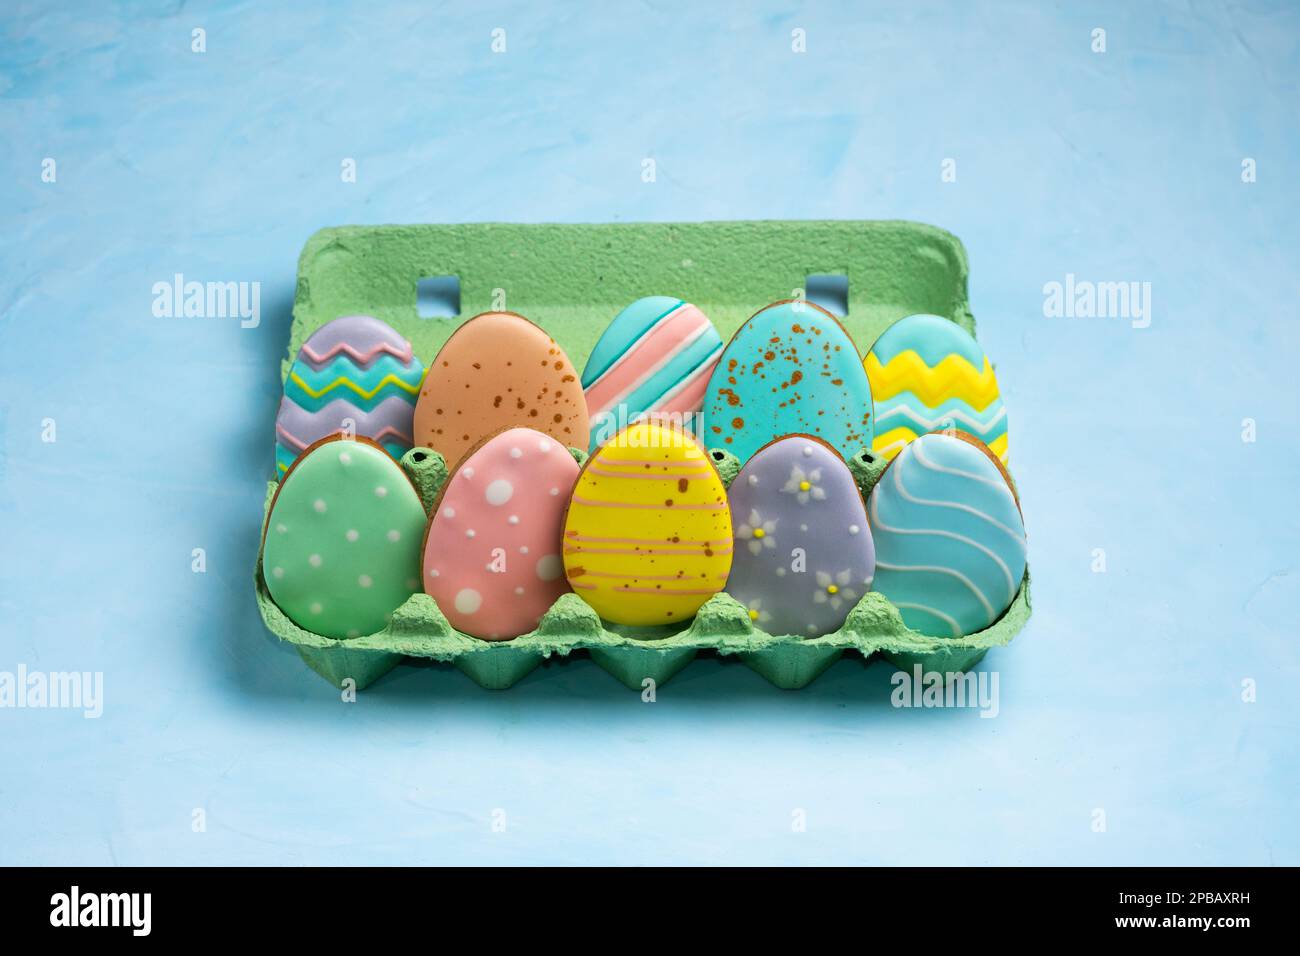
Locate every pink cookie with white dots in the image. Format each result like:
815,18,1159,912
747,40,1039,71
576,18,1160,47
423,427,579,640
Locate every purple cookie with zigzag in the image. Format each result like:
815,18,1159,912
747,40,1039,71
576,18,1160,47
274,315,426,476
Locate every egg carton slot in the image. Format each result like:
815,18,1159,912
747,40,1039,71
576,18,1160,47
254,220,1032,691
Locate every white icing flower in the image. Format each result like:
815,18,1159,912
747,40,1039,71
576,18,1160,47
745,597,771,625
813,569,858,611
781,464,826,505
735,509,777,554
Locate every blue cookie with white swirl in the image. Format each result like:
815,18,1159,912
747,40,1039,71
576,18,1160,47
867,432,1026,637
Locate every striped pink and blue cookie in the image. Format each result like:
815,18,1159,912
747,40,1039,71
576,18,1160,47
581,297,722,451
274,315,426,476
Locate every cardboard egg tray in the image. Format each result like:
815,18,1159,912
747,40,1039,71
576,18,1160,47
254,221,1032,691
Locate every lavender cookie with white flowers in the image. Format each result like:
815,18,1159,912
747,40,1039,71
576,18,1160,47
724,435,875,637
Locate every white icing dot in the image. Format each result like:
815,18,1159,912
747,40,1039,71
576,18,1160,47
455,588,482,614
549,487,560,496
313,499,327,513
519,545,529,554
346,529,359,542
508,515,520,525
800,524,808,532
485,479,514,505
346,629,360,638
538,439,552,453
747,474,759,486
463,467,474,479
338,451,352,465
466,528,476,538
428,568,440,578
386,529,400,542
509,447,522,459
310,602,322,614
807,624,817,633
514,586,525,596
271,566,284,579
276,523,288,533
358,574,372,588
803,446,813,457
309,554,322,567
443,506,456,519
849,525,860,535
536,554,563,581
374,486,388,498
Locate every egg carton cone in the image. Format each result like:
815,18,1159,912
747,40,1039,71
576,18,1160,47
254,221,1032,691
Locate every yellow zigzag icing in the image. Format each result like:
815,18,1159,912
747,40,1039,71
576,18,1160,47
289,370,421,401
872,426,1010,463
872,427,919,461
865,351,1001,411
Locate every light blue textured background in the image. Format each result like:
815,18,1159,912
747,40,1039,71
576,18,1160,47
2,0,1297,866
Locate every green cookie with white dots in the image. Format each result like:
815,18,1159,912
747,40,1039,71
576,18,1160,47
262,436,428,639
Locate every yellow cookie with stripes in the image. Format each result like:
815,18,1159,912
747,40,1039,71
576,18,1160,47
865,313,1008,464
563,422,732,626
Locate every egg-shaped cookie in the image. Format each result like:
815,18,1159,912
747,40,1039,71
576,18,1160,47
724,436,875,637
563,422,732,626
582,297,723,451
275,315,425,476
263,436,428,639
867,432,1025,638
865,313,1007,463
423,428,580,640
413,312,589,471
699,300,874,464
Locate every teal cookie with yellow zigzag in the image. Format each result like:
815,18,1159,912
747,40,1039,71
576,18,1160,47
864,314,1008,464
274,315,426,476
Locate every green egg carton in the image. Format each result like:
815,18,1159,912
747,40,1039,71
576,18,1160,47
254,221,1032,691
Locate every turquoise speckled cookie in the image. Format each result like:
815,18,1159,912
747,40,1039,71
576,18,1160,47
700,300,875,464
